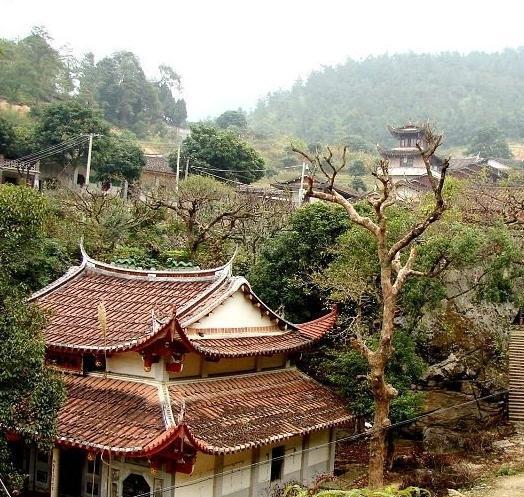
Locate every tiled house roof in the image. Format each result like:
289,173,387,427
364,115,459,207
54,370,353,456
32,250,335,357
144,154,174,175
58,374,177,455
174,369,353,454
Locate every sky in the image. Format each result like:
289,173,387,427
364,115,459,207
2,0,524,120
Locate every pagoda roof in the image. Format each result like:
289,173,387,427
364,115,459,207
57,374,181,456
32,249,335,356
378,145,422,158
179,308,337,359
55,369,353,456
387,124,428,137
178,369,352,454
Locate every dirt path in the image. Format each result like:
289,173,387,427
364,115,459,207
463,473,524,497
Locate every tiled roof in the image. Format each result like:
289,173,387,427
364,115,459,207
57,374,178,454
54,369,352,456
144,155,174,175
33,251,336,356
172,369,353,454
182,308,337,359
32,255,232,353
297,308,338,339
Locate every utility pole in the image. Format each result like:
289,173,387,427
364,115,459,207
298,161,307,206
184,157,189,180
175,144,181,192
85,133,94,186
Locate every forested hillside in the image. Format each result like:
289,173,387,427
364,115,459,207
250,49,524,147
0,27,187,137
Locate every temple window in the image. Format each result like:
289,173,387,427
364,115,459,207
123,474,151,497
270,445,285,482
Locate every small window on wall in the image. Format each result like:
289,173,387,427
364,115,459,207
77,174,86,186
270,446,285,482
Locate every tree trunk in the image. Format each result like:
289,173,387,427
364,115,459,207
368,275,397,489
368,366,393,488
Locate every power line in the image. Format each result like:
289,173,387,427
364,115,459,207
126,389,507,497
3,135,90,168
6,136,87,164
190,167,246,185
191,165,266,173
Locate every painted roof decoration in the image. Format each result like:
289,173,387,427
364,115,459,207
32,247,336,357
56,370,353,455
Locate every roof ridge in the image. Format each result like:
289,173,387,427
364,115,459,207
80,242,235,279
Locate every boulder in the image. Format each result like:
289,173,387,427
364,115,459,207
423,426,465,453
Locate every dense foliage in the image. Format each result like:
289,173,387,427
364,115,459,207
1,99,146,183
0,185,66,492
466,126,513,158
173,123,265,184
0,28,187,136
284,485,430,497
251,50,524,147
248,203,350,322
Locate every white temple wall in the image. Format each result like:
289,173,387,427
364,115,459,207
190,292,275,330
106,352,159,379
206,357,257,376
174,453,215,497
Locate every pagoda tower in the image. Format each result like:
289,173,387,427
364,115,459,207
378,123,444,182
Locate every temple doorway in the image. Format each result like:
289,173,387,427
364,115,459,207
59,448,84,497
122,474,150,497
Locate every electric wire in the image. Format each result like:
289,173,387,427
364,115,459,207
4,135,88,164
125,389,508,496
13,135,89,162
3,135,90,167
15,136,89,164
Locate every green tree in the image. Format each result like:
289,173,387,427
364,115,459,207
153,175,256,264
0,185,66,493
216,109,248,131
33,99,110,168
351,177,367,192
466,126,513,158
293,134,521,487
93,51,161,135
156,65,186,127
0,27,72,103
94,133,146,183
0,116,15,157
349,159,367,176
174,123,265,183
248,203,350,322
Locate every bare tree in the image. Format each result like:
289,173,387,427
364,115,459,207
293,128,450,488
148,175,257,260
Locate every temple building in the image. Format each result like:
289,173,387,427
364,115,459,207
378,124,444,198
10,248,353,497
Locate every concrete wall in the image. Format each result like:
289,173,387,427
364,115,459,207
174,453,215,497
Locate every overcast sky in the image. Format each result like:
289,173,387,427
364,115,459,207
2,0,524,120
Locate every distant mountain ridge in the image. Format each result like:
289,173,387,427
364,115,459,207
249,49,524,147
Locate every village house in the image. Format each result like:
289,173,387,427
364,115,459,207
0,155,87,188
140,154,178,190
10,247,353,497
